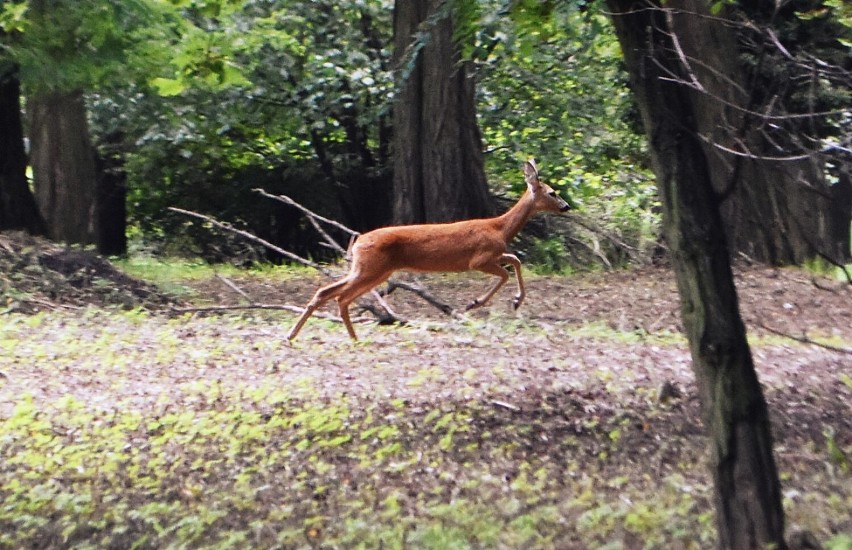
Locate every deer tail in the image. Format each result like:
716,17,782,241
345,233,360,260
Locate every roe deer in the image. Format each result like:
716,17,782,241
287,159,570,341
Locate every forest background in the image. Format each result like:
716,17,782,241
1,0,658,265
1,0,849,270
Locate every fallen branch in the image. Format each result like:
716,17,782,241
253,189,358,237
169,205,412,326
255,187,358,259
170,198,462,328
216,274,252,303
171,205,393,316
382,280,456,316
758,323,852,355
168,207,331,275
565,212,638,266
171,303,357,324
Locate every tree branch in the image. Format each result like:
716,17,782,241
757,323,852,356
253,188,359,236
167,207,331,275
383,280,457,316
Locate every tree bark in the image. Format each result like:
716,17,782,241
95,143,127,256
607,1,787,548
0,63,45,235
392,0,493,224
28,91,99,246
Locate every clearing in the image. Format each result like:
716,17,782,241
0,234,850,548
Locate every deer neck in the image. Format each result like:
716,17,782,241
497,190,536,242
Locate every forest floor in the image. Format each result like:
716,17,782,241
0,232,850,549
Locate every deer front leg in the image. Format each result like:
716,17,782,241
500,253,525,310
466,262,510,311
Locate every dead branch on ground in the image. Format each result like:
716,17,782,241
382,280,458,317
167,207,330,275
758,322,852,356
168,206,401,322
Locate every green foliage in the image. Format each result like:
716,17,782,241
470,2,657,266
826,534,852,550
527,236,574,275
84,0,396,259
1,0,166,93
4,0,656,265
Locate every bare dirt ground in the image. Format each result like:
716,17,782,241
1,233,850,547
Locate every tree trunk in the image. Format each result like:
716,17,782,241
392,0,493,224
95,145,127,256
28,91,99,246
0,63,45,235
827,155,851,264
607,2,787,548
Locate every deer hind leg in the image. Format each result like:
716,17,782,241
500,253,525,310
335,270,394,341
286,276,352,341
466,262,510,311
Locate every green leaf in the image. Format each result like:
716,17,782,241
0,1,28,33
150,77,186,96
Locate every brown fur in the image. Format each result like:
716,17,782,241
287,160,570,341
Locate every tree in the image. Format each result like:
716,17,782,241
28,91,100,246
392,0,493,224
606,1,787,547
0,61,44,234
22,0,99,247
2,0,165,253
727,1,851,264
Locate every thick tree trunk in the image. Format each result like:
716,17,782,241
28,91,99,246
392,0,493,224
607,2,787,548
0,63,45,235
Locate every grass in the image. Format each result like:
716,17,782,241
113,256,318,299
114,256,316,283
800,256,852,283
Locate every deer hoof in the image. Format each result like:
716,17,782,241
466,299,480,311
512,296,523,310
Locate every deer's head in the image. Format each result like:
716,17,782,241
524,160,571,213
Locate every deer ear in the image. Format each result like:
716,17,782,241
523,159,540,190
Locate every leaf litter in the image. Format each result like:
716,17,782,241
0,233,850,548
